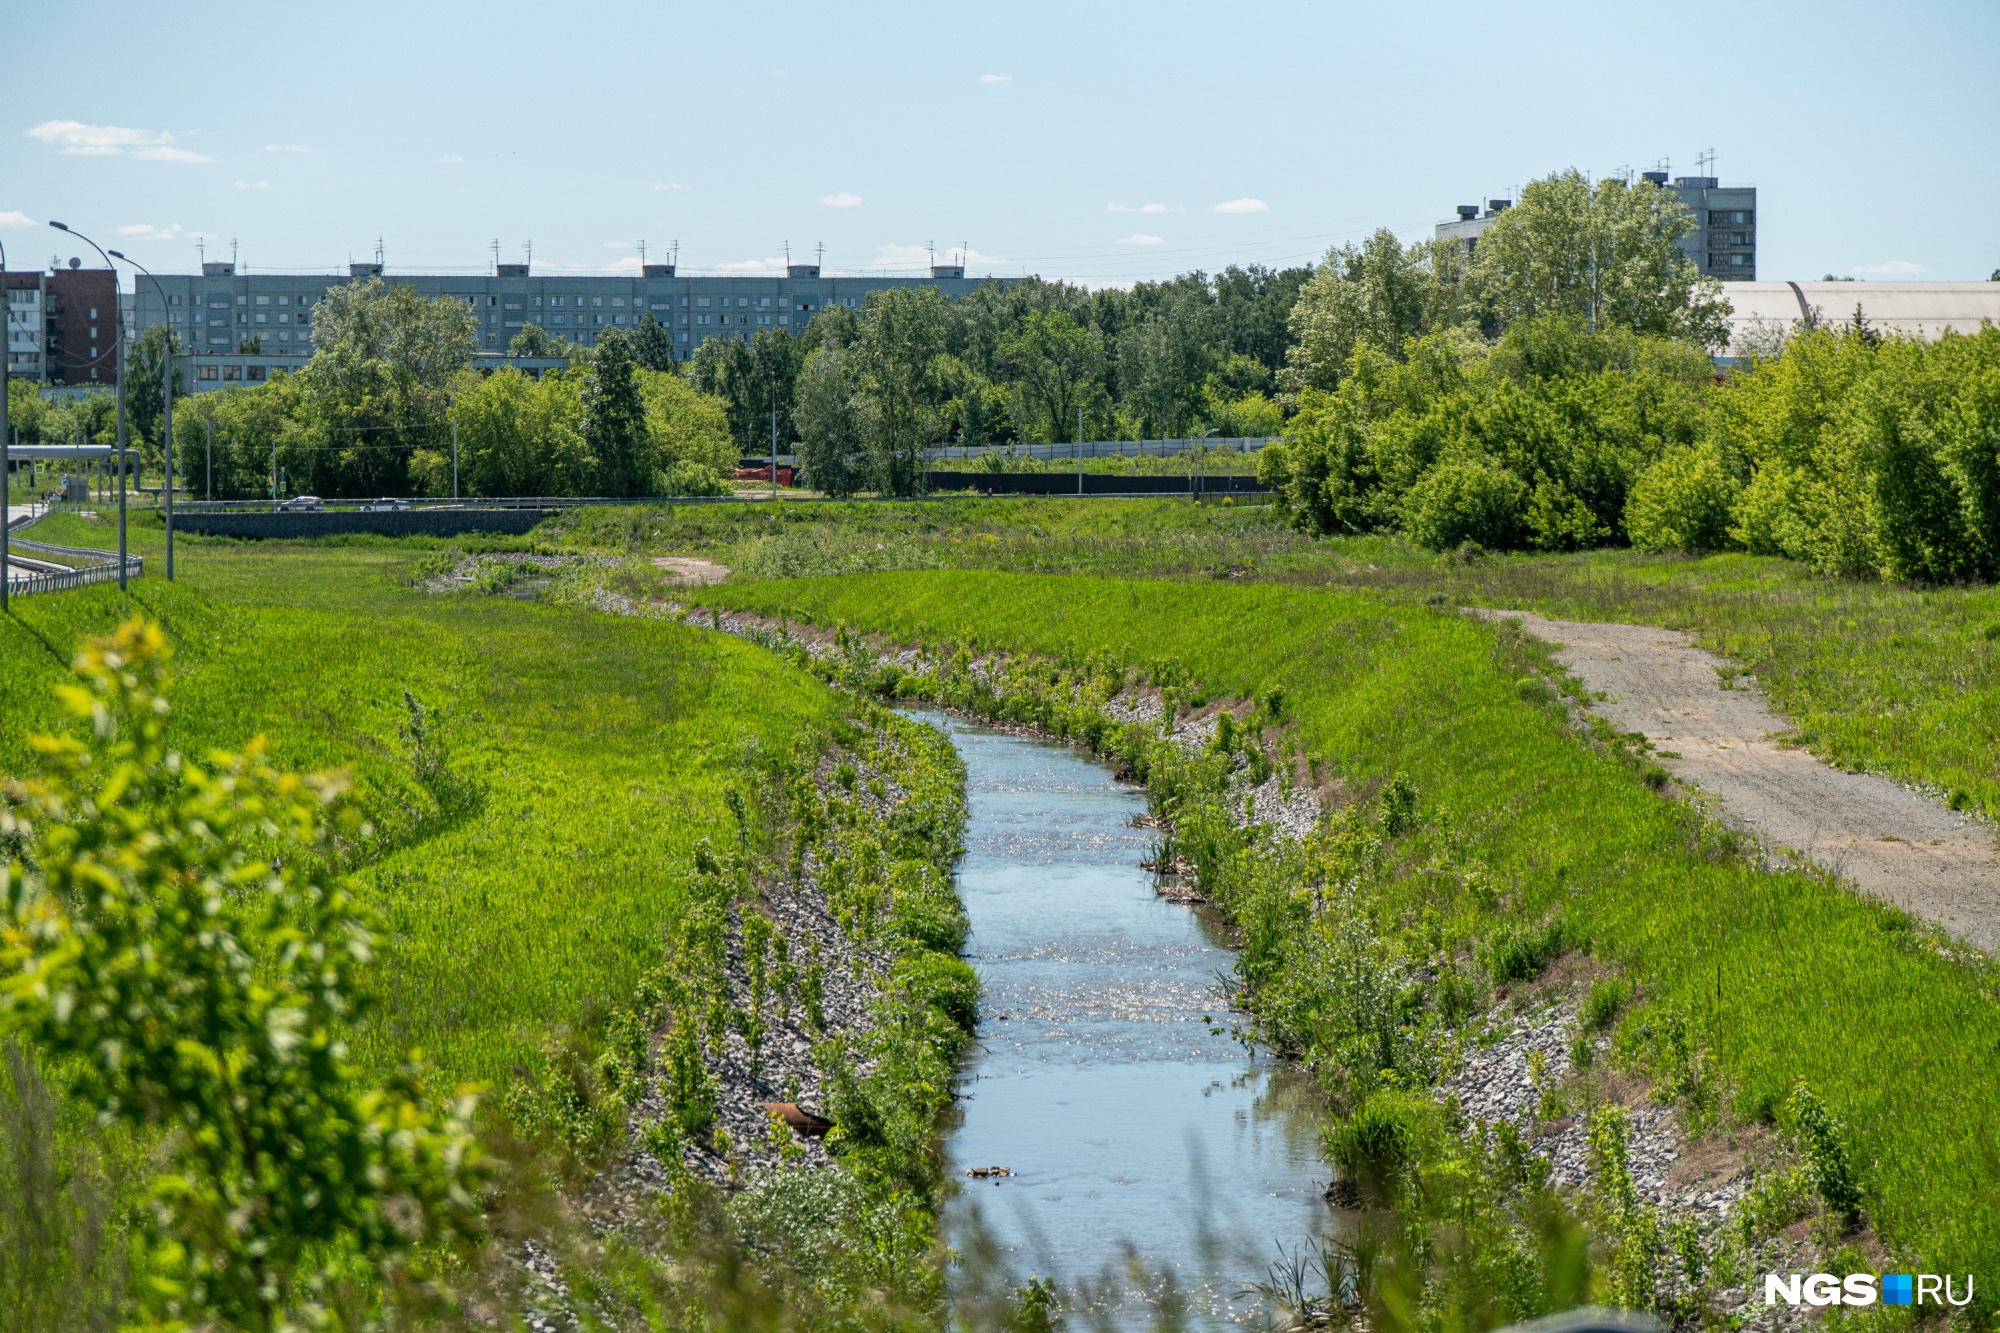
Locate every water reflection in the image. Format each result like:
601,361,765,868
916,712,1332,1327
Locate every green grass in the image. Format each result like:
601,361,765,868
693,568,2000,1283
2,510,843,1087
547,496,2000,816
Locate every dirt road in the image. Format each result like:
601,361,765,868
1480,610,2000,952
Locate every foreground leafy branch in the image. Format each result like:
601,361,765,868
1,618,486,1332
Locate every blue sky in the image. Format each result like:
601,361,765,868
4,0,1996,288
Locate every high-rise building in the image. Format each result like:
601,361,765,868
5,264,120,386
124,259,1005,392
1645,172,1756,281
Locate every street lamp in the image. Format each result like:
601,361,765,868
49,221,128,591
109,249,175,581
2,234,12,611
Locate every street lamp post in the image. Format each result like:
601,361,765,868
49,222,128,590
2,235,12,612
110,249,175,581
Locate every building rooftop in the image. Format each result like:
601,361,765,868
1721,281,2000,357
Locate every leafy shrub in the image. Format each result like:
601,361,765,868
1582,975,1632,1030
1624,441,1741,552
1786,1080,1863,1225
886,861,969,952
1379,773,1420,837
1484,918,1567,984
1402,457,1529,552
893,952,981,1034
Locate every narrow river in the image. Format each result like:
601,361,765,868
919,712,1333,1326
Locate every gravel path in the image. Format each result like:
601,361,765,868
1479,610,2000,952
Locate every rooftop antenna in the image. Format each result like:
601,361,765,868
639,239,647,264
491,238,501,271
816,241,823,268
673,239,680,267
230,237,238,268
962,238,969,269
1654,156,1671,177
196,237,206,265
524,239,532,266
927,240,934,270
784,239,791,265
374,236,384,268
1696,147,1717,176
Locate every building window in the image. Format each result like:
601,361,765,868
614,315,626,325
591,297,603,308
247,365,266,382
697,315,709,325
532,297,542,307
778,315,789,325
697,297,710,307
256,295,270,306
278,295,290,306
255,314,268,324
199,364,218,380
612,297,625,307
223,365,242,381
552,315,565,325
594,314,604,325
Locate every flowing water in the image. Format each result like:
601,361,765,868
921,711,1334,1327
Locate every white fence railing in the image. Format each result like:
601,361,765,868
923,436,1277,463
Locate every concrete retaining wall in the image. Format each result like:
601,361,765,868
923,471,1271,497
175,508,556,540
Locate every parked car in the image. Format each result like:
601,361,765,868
360,496,410,511
277,495,324,513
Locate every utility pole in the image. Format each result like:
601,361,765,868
1077,406,1083,496
770,391,778,499
452,412,459,500
205,416,212,500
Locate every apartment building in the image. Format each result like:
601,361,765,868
4,265,120,386
126,259,998,391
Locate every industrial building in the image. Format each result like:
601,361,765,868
1436,172,1757,281
1717,281,2000,361
109,259,999,392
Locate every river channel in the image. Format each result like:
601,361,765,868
920,711,1334,1326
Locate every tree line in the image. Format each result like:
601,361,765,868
1257,168,2000,583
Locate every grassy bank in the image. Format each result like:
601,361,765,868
3,512,838,1087
692,568,2000,1294
549,496,2000,817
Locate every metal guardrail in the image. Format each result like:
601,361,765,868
3,505,143,598
5,557,143,596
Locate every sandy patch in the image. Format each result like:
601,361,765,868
650,556,730,586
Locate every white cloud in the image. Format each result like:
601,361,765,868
717,256,791,276
438,153,464,163
604,256,644,272
1850,259,1925,276
978,73,1012,84
263,144,310,153
821,192,863,207
1211,197,1269,214
0,210,36,227
233,179,269,190
653,181,687,191
113,222,212,242
1106,202,1176,213
1117,233,1168,246
25,119,213,162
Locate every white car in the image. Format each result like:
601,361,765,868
360,497,410,512
277,495,324,513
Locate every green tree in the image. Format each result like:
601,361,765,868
294,277,478,496
630,312,676,371
124,324,184,451
636,367,735,492
997,309,1102,443
1117,294,1212,437
507,323,573,358
793,343,865,495
445,366,594,496
584,327,651,496
1474,170,1730,347
0,619,485,1331
1281,230,1480,392
854,286,952,494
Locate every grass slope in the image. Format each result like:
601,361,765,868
695,568,2000,1281
3,514,841,1086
